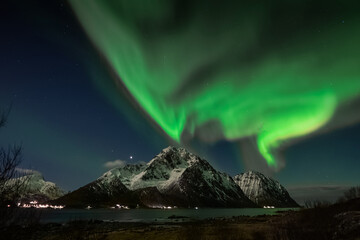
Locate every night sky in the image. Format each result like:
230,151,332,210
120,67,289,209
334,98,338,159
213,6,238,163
1,0,359,201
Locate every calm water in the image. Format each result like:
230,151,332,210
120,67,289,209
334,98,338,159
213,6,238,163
38,208,296,223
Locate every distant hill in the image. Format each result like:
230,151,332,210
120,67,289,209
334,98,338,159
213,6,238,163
10,171,65,203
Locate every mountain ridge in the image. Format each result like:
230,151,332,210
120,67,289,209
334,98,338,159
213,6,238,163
54,146,298,208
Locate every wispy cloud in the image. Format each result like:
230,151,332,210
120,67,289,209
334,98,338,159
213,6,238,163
15,168,40,175
103,159,126,169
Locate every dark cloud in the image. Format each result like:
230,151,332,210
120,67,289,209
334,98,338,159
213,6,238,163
287,185,351,205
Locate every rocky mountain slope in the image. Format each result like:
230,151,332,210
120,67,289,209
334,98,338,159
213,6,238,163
138,146,256,207
56,146,256,208
54,174,131,208
234,171,299,207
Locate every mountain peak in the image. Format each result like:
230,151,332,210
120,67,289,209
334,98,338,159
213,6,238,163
148,146,201,168
159,146,191,155
159,146,190,156
128,146,256,207
27,171,45,181
161,145,179,152
247,170,261,174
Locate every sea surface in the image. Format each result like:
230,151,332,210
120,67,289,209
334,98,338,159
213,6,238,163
38,208,297,223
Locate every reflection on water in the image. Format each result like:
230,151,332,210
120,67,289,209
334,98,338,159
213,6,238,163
38,208,298,223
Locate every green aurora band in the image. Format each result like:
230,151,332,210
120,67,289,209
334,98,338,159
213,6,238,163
70,0,360,167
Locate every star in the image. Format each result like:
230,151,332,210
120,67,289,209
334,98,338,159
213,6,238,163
130,156,133,159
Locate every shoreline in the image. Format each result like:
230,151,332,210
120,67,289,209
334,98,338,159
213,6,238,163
1,198,359,240
36,207,298,224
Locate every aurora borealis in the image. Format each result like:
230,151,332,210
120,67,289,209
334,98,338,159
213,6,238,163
70,1,360,167
1,0,360,195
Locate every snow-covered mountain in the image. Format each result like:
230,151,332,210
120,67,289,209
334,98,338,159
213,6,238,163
15,172,65,202
57,146,256,208
233,171,299,207
127,146,256,207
